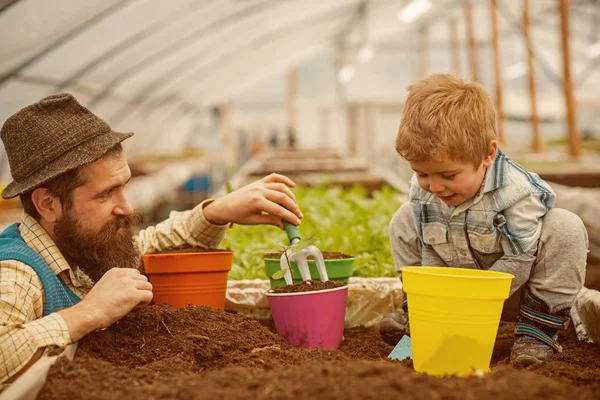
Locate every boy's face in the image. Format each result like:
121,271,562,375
410,142,497,207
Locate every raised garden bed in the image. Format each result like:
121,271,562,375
38,304,600,400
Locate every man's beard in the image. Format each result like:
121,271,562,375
54,210,142,283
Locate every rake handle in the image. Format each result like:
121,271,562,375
283,219,301,244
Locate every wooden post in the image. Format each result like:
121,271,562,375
286,68,297,145
419,26,429,79
489,0,505,144
320,107,329,147
464,0,479,82
347,104,358,155
219,102,236,171
559,0,581,159
450,18,461,76
523,0,542,153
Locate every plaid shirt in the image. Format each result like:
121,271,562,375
409,149,555,295
0,200,227,384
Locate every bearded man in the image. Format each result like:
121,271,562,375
0,93,303,385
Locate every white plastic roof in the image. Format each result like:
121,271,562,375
0,0,598,177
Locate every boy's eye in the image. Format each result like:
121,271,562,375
442,174,457,180
417,173,428,178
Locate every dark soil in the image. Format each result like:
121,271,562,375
264,251,353,260
39,304,600,400
269,280,346,293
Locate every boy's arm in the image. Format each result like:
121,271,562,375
422,246,448,267
489,191,554,295
389,204,447,277
488,249,537,296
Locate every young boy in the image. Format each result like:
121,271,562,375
380,74,588,366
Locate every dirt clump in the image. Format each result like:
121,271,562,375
270,280,346,293
39,304,600,400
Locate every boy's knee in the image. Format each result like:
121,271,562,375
542,208,588,245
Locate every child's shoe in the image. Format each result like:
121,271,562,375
511,290,570,366
510,335,555,365
378,311,410,346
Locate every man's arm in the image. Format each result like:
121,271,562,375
135,173,303,255
1,264,152,384
0,260,72,383
5,349,43,383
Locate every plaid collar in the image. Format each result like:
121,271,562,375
18,212,87,288
483,148,509,193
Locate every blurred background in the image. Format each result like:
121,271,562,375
0,0,599,279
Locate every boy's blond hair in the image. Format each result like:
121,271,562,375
395,74,497,166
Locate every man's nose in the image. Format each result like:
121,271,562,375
113,193,133,216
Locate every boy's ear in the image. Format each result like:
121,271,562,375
482,140,498,168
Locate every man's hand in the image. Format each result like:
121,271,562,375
57,268,153,342
203,173,303,229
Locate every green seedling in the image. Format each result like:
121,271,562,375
270,237,320,281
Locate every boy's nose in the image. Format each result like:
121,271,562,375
429,181,445,194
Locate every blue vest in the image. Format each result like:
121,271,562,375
0,223,81,316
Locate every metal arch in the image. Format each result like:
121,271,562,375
106,1,361,124
86,0,286,109
0,0,20,14
116,22,342,148
191,26,343,104
0,0,139,86
130,0,431,110
55,0,216,92
119,0,405,114
185,0,412,103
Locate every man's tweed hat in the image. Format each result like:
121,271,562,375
1,93,133,199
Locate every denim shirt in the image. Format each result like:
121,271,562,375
409,149,555,293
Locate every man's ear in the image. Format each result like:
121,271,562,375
482,140,498,168
31,188,62,223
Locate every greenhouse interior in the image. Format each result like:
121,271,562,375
0,0,599,399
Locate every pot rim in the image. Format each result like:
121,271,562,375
143,250,233,258
265,284,348,297
263,256,355,262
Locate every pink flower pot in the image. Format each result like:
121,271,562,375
266,285,348,349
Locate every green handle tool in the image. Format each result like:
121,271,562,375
283,219,301,244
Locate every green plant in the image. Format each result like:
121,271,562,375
221,184,403,279
269,237,320,281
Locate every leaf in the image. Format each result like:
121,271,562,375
291,237,320,252
271,269,289,280
226,182,234,194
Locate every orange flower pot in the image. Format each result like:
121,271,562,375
142,251,233,310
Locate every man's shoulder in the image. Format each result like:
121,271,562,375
0,257,43,286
